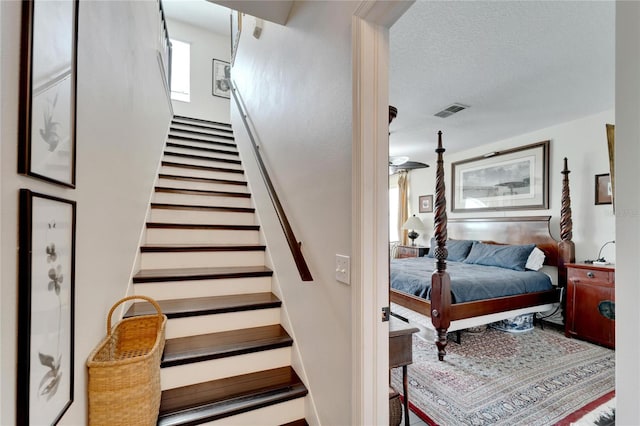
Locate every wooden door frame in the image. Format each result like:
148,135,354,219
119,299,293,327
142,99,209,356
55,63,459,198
351,2,414,424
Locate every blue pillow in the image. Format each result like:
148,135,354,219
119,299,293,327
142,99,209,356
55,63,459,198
427,238,474,262
463,242,536,271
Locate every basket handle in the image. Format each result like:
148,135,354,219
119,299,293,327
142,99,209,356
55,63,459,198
107,295,164,336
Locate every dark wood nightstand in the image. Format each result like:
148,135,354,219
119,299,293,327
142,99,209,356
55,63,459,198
397,245,428,258
565,263,615,348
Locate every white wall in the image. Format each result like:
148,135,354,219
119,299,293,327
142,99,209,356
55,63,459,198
0,1,171,424
231,3,358,424
615,2,640,423
167,18,230,122
406,110,616,263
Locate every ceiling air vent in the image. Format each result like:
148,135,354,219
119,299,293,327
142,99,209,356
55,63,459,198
434,103,469,118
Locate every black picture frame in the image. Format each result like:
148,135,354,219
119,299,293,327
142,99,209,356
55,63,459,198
419,195,433,213
212,59,231,99
595,173,613,205
18,189,76,425
18,0,79,188
451,140,550,213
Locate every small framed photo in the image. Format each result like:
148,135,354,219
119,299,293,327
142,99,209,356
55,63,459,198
595,173,612,205
18,0,79,188
419,195,434,213
18,189,76,425
212,59,231,98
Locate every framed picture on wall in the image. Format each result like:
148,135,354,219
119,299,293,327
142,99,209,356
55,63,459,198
212,59,231,98
17,189,76,425
18,0,79,188
419,195,433,213
451,140,549,212
595,173,613,205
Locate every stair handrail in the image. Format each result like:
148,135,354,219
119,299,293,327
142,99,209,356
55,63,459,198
230,80,313,281
158,0,172,85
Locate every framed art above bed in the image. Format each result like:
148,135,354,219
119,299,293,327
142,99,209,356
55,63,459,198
451,140,549,213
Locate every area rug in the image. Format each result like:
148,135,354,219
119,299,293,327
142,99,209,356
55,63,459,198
391,326,615,426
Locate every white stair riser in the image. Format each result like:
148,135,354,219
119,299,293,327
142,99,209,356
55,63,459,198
168,134,235,146
140,251,265,269
165,308,281,338
162,156,244,171
165,145,239,161
161,347,292,390
160,165,245,182
203,398,306,426
157,177,249,193
134,277,271,300
146,228,260,245
153,192,252,208
166,137,237,153
150,209,256,225
170,127,233,137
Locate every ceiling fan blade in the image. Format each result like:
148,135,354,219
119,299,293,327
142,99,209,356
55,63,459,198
397,161,429,170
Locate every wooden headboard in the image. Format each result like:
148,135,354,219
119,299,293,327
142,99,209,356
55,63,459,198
447,216,560,267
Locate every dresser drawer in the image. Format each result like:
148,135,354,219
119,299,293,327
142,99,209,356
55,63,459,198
568,267,614,284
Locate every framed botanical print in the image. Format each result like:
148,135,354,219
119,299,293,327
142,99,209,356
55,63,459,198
17,189,76,425
18,0,79,188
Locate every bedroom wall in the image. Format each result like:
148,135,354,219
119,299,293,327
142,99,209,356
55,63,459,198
0,1,171,424
406,109,616,263
230,2,358,424
167,18,230,123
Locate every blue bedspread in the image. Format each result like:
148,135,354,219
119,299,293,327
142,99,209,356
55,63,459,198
390,257,552,303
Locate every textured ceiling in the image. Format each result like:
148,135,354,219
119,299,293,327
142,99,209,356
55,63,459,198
389,1,615,165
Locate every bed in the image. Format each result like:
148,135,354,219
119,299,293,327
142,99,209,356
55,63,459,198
390,132,575,360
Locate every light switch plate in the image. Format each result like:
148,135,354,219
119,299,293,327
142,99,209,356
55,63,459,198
335,254,350,284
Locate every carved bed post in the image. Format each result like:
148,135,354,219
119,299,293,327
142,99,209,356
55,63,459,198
558,158,576,285
558,158,576,321
431,131,452,361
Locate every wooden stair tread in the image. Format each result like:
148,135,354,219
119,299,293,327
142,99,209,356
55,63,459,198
173,115,231,128
123,292,281,319
146,222,260,231
133,265,273,283
166,141,238,156
164,151,242,165
162,325,292,367
150,203,254,213
281,420,309,426
161,160,244,174
140,243,266,252
158,367,307,425
158,173,247,186
155,186,251,198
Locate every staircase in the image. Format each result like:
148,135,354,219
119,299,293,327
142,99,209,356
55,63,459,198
124,115,308,425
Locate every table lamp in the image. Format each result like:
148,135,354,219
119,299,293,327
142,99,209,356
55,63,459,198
402,215,425,246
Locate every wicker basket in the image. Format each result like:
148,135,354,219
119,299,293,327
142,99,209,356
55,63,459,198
87,295,167,426
389,386,403,426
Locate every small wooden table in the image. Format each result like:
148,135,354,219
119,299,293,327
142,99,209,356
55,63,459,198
390,316,419,426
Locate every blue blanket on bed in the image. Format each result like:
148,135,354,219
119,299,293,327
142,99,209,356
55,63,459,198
390,257,553,303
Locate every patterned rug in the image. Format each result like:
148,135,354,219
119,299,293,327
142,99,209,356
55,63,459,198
391,326,615,426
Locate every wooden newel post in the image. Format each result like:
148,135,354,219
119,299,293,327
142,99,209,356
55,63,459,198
431,131,451,361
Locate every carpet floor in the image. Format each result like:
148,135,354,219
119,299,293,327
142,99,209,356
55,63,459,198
391,326,615,426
